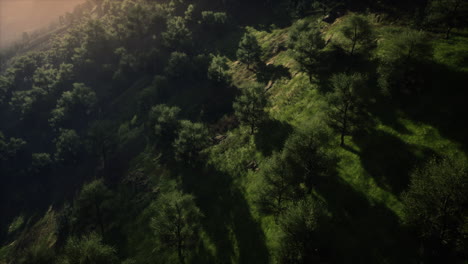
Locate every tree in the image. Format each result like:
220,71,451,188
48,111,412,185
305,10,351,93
162,16,192,50
207,55,231,84
338,14,374,56
31,153,52,174
0,75,12,104
147,104,180,147
402,156,468,261
151,190,203,264
56,63,74,87
288,21,327,83
32,66,58,94
10,89,45,118
425,0,468,39
237,32,262,70
57,233,118,264
278,197,327,263
74,179,113,237
54,129,82,162
72,19,113,68
326,73,366,147
0,132,27,162
233,83,267,135
200,11,229,32
7,52,43,89
282,122,334,191
173,120,209,162
49,83,97,128
256,153,297,217
164,52,193,80
377,29,432,95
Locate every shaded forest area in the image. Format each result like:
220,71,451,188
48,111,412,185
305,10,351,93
0,0,467,263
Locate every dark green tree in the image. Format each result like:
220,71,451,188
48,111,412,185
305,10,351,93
288,21,327,83
74,179,113,237
0,132,27,162
151,190,203,264
0,75,12,104
282,122,334,191
338,14,374,56
72,19,113,69
57,232,118,264
162,16,192,50
233,83,267,135
49,83,97,128
326,73,366,147
207,55,231,84
164,52,193,80
54,129,82,162
200,11,229,32
10,89,44,118
256,153,297,217
7,52,43,89
32,66,58,94
31,153,53,174
173,120,209,162
402,156,468,261
278,197,327,263
147,104,180,147
377,29,432,95
425,0,468,39
237,32,262,70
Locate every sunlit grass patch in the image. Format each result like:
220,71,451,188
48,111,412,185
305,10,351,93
433,35,468,72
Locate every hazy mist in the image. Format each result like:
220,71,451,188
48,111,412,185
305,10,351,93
0,0,84,47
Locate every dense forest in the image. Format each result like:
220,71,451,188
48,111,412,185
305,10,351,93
0,0,467,263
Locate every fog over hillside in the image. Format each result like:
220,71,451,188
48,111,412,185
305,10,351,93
0,0,84,47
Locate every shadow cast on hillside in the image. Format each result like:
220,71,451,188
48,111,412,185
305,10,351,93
353,130,436,194
179,163,270,264
368,61,468,153
314,173,418,263
256,64,291,84
400,62,468,152
254,119,293,156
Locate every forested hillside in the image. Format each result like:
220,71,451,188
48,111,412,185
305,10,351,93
0,0,467,263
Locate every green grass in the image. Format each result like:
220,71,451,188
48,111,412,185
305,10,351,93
205,17,468,263
433,35,468,72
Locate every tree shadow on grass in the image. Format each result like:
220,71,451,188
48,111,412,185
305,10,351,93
254,119,293,156
314,174,418,263
367,98,413,135
179,163,270,264
399,62,468,152
368,61,468,152
353,129,436,194
256,64,291,84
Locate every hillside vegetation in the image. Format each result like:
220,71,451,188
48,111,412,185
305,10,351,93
0,0,467,263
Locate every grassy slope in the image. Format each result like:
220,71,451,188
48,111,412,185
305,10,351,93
203,16,468,263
